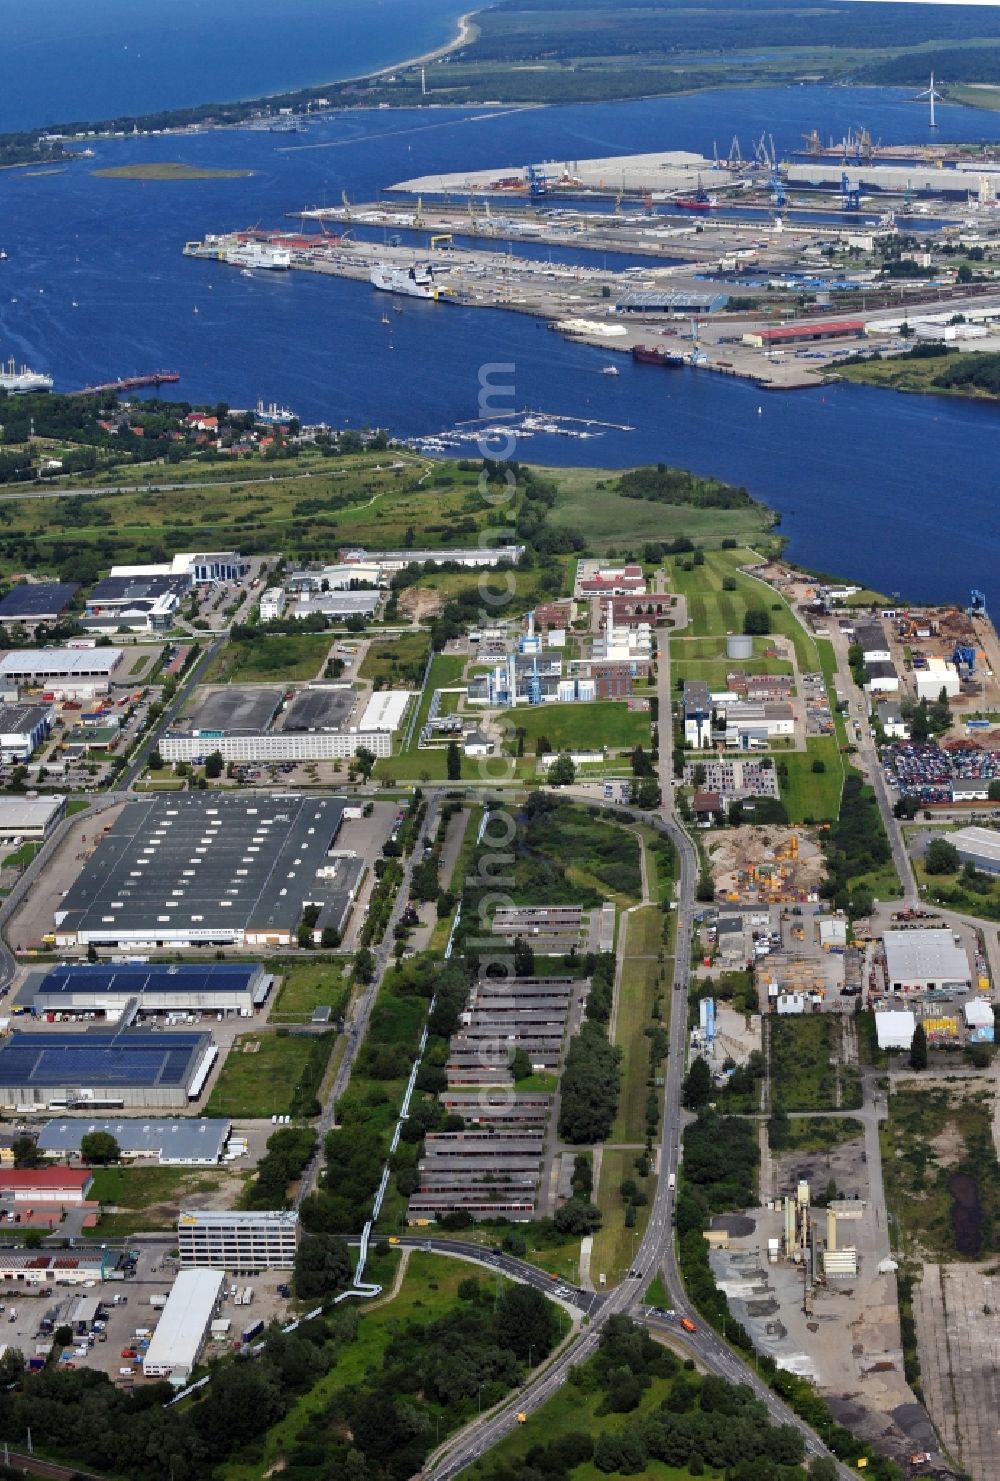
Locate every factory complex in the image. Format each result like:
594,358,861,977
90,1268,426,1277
53,794,362,949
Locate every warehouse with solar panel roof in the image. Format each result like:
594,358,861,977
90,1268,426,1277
0,1029,216,1110
53,792,363,950
17,962,273,1020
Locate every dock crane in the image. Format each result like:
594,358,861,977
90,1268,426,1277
341,189,352,222
841,172,862,211
968,589,988,619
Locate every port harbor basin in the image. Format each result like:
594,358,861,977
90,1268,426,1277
3,84,999,602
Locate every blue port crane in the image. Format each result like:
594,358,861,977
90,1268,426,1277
525,163,549,198
841,172,862,211
968,589,988,619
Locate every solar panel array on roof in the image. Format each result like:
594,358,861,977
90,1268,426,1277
36,963,258,998
0,582,78,620
0,1031,208,1089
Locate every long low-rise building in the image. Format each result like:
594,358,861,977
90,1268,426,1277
177,1208,298,1269
160,729,392,762
0,647,124,686
0,793,66,842
142,1267,225,1383
0,1168,93,1202
0,1030,217,1110
0,1249,114,1287
883,928,972,994
947,826,1000,876
54,793,358,949
23,962,272,1018
37,1116,232,1164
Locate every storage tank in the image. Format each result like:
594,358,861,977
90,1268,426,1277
727,634,754,660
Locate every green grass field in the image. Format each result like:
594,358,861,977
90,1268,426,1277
204,1032,320,1117
202,633,331,684
668,549,821,675
91,1165,226,1234
359,631,431,688
404,651,467,751
777,740,845,823
784,1116,864,1153
271,961,352,1021
611,907,665,1144
591,1147,653,1288
545,467,775,553
499,700,649,754
768,1016,837,1111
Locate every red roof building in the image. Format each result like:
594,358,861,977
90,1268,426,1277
0,1168,93,1204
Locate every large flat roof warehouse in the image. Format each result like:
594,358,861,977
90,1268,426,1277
282,686,355,732
883,928,972,991
0,1029,215,1109
358,690,412,733
142,1267,225,1382
55,794,352,948
0,647,123,682
947,826,1000,875
36,1116,231,1164
22,962,271,1016
185,686,284,735
0,794,65,840
0,582,78,622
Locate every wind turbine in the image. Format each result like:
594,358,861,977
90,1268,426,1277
916,72,943,129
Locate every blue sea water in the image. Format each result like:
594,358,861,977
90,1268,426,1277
0,84,998,600
0,0,467,132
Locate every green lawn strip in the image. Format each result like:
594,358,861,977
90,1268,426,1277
66,799,91,816
775,738,844,822
202,633,331,684
610,951,660,1143
644,1272,670,1307
404,652,467,752
204,1032,320,1117
914,855,1000,922
271,961,352,1021
514,1070,559,1094
499,700,650,754
591,1148,653,1287
669,655,793,689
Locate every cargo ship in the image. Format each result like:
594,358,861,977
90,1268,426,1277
370,262,439,300
631,345,685,367
0,357,53,393
224,243,292,270
673,193,719,212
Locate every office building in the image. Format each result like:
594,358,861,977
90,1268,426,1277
142,1268,225,1382
177,1208,299,1270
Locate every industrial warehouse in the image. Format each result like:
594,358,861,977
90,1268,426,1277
53,793,362,949
141,1267,225,1383
36,1116,232,1164
19,962,273,1019
0,1029,216,1110
159,683,411,763
883,928,972,994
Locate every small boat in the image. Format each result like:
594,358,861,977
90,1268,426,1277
193,305,199,314
393,304,403,314
241,268,253,278
601,364,619,376
381,312,391,325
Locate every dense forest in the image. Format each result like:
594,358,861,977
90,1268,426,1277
616,465,756,510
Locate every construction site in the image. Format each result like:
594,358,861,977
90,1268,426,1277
704,827,826,906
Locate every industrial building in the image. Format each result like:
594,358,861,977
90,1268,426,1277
0,1029,216,1110
291,590,381,622
964,998,995,1043
742,319,864,348
883,928,972,994
0,582,78,631
0,1167,93,1202
875,1009,916,1051
84,574,190,633
948,826,1000,876
0,1250,113,1287
142,1267,225,1382
684,680,712,747
259,588,286,622
177,1208,299,1269
36,1116,232,1164
0,647,123,689
0,793,65,842
864,660,900,695
109,552,247,584
0,702,53,761
54,794,359,949
160,728,391,763
337,545,524,576
615,290,728,315
21,962,272,1019
915,656,961,701
854,623,891,662
184,686,283,736
282,686,355,733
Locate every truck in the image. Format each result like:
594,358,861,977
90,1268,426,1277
149,1294,167,1311
679,1317,697,1334
667,1173,676,1192
241,1320,264,1344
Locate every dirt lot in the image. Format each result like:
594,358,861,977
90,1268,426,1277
914,1260,1000,1481
7,802,126,955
